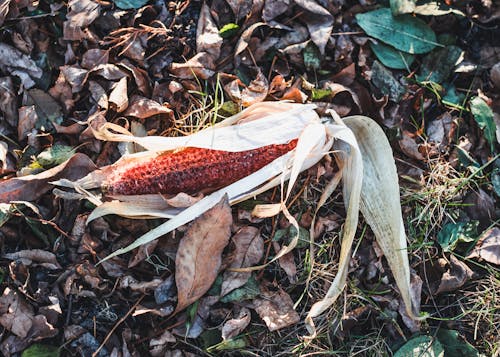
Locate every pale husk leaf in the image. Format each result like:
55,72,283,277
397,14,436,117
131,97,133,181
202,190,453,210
342,115,417,320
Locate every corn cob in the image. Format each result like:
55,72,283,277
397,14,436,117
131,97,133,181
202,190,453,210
104,139,298,195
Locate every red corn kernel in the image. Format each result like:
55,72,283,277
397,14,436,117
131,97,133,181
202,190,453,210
104,139,298,195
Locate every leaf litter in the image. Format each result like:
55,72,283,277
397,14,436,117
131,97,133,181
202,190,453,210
0,0,499,356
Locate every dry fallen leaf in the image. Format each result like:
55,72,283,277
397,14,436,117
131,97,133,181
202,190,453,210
63,0,100,41
0,153,96,203
242,70,269,107
170,52,215,80
109,76,129,113
274,242,298,283
196,2,222,59
0,288,34,338
123,95,173,120
0,43,42,88
175,195,232,313
221,307,251,340
467,227,500,265
294,0,333,55
3,249,61,270
435,255,474,294
0,76,18,126
253,284,300,331
221,226,264,296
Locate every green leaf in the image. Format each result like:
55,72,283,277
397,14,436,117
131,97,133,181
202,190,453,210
356,8,439,54
470,97,497,153
437,221,478,252
394,335,444,357
390,0,416,15
36,145,75,168
214,338,247,351
220,275,260,303
219,23,240,39
22,344,60,357
113,0,149,9
311,88,333,101
442,83,464,107
370,42,415,69
371,61,406,101
417,45,462,83
303,42,321,70
436,329,480,357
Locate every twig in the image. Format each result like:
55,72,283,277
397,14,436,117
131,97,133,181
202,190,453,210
92,295,145,357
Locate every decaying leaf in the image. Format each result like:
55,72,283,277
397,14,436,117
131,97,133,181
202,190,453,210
435,255,474,294
467,227,500,265
63,0,100,41
241,70,269,106
0,43,42,89
108,77,128,113
253,284,300,331
221,226,264,296
123,95,173,120
4,249,61,270
196,3,222,59
175,195,232,313
0,153,96,203
170,53,215,80
0,288,34,338
221,307,251,340
0,77,18,126
294,0,333,55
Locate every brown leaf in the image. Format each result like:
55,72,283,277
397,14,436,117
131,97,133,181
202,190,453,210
0,287,34,338
0,43,42,88
109,76,129,113
123,95,173,120
4,249,61,270
221,307,251,340
0,77,18,126
128,240,158,268
435,255,474,294
0,153,96,203
235,22,267,57
196,3,222,59
175,195,232,313
263,0,290,21
242,70,269,107
464,189,496,230
221,226,264,296
398,272,422,333
60,65,89,93
226,0,253,20
399,131,425,160
273,242,297,283
49,72,75,112
467,227,500,265
17,105,37,141
63,0,100,41
81,48,109,70
294,0,333,55
170,52,215,80
253,284,300,331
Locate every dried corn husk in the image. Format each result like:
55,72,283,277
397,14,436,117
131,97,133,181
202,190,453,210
54,102,419,336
